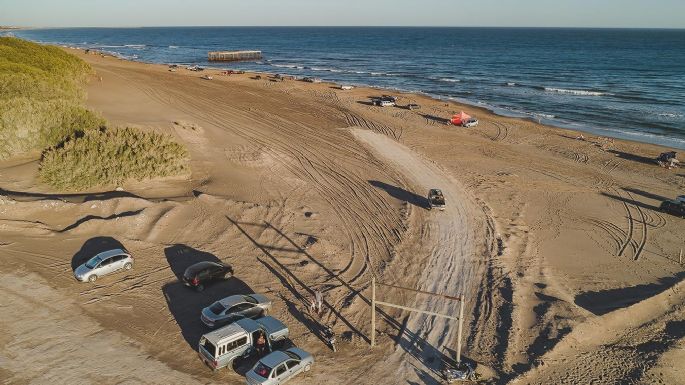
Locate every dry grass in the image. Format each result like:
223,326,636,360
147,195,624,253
39,127,190,191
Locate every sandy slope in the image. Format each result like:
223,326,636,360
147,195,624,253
0,49,684,384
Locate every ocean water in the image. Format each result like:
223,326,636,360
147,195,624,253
8,27,685,149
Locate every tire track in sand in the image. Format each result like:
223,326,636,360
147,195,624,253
351,129,480,385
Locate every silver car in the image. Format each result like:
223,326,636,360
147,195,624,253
201,294,272,328
245,348,314,385
74,248,133,282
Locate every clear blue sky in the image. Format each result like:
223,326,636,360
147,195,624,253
1,0,684,28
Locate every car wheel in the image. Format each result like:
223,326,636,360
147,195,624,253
196,284,204,292
124,262,132,270
88,274,97,283
304,364,311,372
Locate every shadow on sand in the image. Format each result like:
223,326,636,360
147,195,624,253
420,114,450,125
369,180,429,209
607,150,656,166
162,244,253,350
575,272,685,316
71,236,125,271
227,216,462,383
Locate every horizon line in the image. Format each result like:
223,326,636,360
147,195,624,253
4,25,685,30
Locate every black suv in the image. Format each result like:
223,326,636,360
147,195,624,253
182,261,233,291
660,199,685,218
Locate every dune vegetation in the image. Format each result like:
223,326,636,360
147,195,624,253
0,37,189,190
39,127,189,190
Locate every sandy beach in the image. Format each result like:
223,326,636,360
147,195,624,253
1,48,684,385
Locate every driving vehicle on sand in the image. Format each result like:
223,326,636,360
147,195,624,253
428,189,446,210
660,195,685,218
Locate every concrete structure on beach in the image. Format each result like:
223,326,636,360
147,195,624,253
208,50,261,61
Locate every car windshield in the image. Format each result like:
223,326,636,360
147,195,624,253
85,256,102,269
253,362,272,378
209,302,226,315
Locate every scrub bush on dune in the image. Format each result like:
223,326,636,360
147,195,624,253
39,127,190,191
0,37,96,159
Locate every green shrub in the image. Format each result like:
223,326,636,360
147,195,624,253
39,127,190,190
0,37,95,159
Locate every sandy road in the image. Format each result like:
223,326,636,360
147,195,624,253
352,129,480,384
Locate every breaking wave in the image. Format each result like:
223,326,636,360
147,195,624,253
543,87,612,96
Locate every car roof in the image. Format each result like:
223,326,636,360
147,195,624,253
186,261,224,273
218,295,247,308
260,350,290,368
95,248,128,259
202,323,246,345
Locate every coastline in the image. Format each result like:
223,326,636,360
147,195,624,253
10,27,682,150
1,39,683,385
70,44,682,153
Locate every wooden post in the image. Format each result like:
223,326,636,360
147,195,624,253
680,248,683,265
456,297,465,363
371,276,376,347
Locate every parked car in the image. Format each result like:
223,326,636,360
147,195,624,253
371,95,397,107
182,261,233,291
245,348,314,385
407,103,420,110
660,196,685,218
302,77,321,83
340,85,354,90
462,118,479,128
198,316,289,371
201,294,272,328
428,189,446,211
201,75,213,80
74,248,133,283
372,99,394,107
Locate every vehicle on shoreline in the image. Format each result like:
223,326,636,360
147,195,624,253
201,74,213,80
406,103,420,110
462,118,479,128
660,195,685,218
428,189,446,211
198,316,289,371
74,248,133,283
340,85,354,90
245,347,314,385
371,95,397,107
302,77,322,83
201,294,272,328
182,261,233,291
